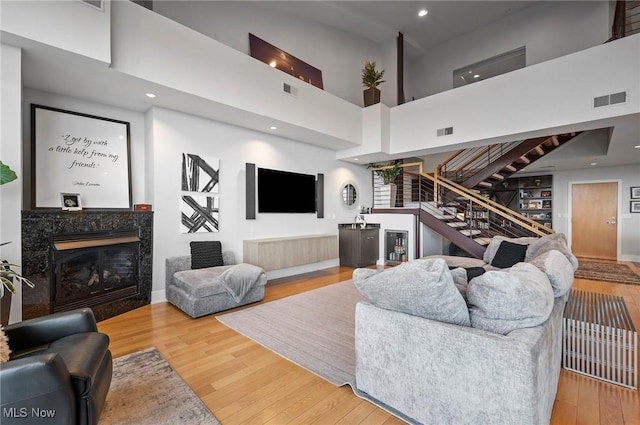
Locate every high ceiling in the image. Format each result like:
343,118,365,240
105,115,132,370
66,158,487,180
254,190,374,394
254,1,539,58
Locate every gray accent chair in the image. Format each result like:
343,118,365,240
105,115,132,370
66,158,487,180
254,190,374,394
0,308,112,425
166,252,267,318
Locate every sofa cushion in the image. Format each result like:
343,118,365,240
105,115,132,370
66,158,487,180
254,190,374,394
353,258,470,326
528,249,574,297
491,240,528,268
190,241,224,269
525,233,579,271
467,262,554,334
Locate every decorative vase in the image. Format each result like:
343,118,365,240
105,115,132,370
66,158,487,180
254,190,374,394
363,87,381,107
375,183,397,208
1,292,12,327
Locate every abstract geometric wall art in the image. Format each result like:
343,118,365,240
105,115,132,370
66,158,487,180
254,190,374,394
182,153,220,193
181,195,219,233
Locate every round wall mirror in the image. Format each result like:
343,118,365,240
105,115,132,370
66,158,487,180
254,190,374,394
341,183,357,208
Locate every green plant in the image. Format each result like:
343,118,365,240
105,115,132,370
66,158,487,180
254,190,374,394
368,160,402,185
0,160,35,297
361,61,385,89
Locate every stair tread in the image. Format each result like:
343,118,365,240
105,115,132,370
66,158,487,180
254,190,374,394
473,237,492,246
447,222,468,228
459,229,481,236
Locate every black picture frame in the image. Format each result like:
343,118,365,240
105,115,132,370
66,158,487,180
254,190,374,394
31,104,132,210
631,187,640,199
631,201,640,213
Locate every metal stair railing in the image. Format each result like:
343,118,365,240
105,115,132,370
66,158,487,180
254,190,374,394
436,141,521,184
412,171,554,238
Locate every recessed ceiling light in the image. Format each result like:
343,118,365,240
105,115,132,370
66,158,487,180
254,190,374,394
269,126,277,130
145,93,156,98
269,60,277,68
418,9,428,17
590,162,598,166
473,74,480,79
353,158,359,161
634,145,640,149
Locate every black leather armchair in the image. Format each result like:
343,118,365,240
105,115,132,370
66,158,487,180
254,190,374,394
0,308,112,425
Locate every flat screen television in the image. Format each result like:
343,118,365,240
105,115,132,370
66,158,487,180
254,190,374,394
258,167,316,213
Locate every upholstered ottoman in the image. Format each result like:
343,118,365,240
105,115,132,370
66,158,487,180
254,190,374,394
166,253,267,318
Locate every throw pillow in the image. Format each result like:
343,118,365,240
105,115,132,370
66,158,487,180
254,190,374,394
491,240,528,269
353,258,471,326
0,326,10,363
528,249,574,297
467,262,554,335
190,241,224,269
483,236,537,265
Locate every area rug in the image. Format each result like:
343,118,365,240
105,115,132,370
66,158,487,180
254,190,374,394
101,347,220,425
216,280,417,424
575,260,640,285
216,280,362,386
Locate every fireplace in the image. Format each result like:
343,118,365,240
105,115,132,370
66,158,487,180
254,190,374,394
22,210,153,321
52,230,140,313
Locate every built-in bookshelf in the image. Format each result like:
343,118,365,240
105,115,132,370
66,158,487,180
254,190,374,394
493,175,553,229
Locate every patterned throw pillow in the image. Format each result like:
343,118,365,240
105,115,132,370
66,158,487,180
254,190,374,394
190,241,224,269
0,326,10,363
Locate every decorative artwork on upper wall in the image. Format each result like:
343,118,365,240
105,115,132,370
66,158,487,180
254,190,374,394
249,33,324,90
182,153,220,193
181,195,219,233
31,104,132,210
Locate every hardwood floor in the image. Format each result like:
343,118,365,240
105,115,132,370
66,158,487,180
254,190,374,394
98,262,640,425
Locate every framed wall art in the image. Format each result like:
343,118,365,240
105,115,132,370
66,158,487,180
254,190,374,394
31,104,132,209
631,187,640,199
631,201,640,213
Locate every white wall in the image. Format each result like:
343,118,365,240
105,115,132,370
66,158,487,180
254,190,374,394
22,89,148,208
1,44,23,323
0,0,111,65
153,0,383,107
386,35,640,159
407,1,609,100
149,107,372,296
549,165,640,261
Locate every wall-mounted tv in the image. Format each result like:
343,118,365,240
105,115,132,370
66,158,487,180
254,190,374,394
258,167,316,213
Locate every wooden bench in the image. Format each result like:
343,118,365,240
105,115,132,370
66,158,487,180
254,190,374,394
563,290,637,389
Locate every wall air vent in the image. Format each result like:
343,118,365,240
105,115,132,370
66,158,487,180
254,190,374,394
283,83,298,97
437,127,454,137
593,91,627,108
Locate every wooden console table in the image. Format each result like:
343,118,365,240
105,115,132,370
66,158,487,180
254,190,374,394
243,234,338,271
563,290,637,389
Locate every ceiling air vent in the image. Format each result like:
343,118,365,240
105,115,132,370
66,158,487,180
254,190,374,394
283,83,298,97
593,91,627,108
437,127,454,137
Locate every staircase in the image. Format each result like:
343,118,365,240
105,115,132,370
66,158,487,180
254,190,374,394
436,133,580,192
411,171,553,258
370,132,573,258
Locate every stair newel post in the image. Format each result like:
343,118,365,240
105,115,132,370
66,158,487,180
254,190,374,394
434,168,440,207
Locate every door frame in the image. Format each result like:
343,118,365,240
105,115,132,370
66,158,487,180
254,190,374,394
567,179,622,260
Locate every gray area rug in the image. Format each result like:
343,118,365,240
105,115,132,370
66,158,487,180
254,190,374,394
217,280,362,386
101,347,220,425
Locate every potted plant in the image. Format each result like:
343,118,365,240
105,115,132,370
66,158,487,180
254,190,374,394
368,160,402,208
361,61,385,107
1,160,35,326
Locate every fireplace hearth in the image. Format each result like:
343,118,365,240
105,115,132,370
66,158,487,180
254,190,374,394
22,210,153,321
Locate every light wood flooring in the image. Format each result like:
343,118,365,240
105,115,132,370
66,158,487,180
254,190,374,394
98,262,640,425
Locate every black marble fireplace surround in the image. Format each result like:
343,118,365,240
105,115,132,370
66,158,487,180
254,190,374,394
22,210,153,321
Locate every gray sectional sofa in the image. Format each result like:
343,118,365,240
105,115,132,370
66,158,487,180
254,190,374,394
353,233,577,425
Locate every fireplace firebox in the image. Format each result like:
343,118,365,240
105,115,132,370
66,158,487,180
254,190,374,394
52,231,140,312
